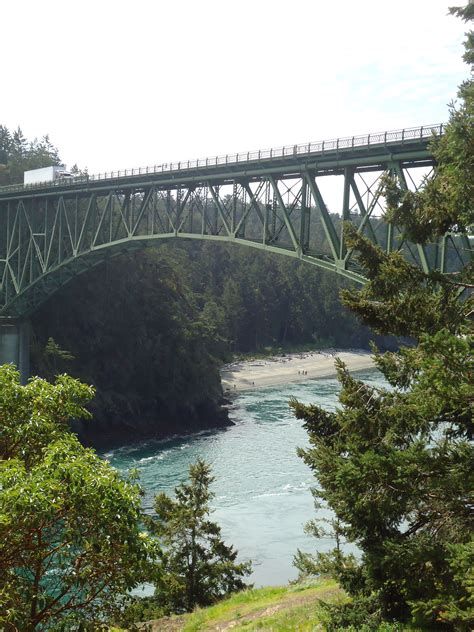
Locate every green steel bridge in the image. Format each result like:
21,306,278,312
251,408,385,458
0,123,470,377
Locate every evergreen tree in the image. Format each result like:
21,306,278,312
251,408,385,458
42,336,75,380
292,4,473,629
0,125,11,166
11,126,28,160
149,459,251,614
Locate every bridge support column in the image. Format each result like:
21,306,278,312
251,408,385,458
0,320,30,384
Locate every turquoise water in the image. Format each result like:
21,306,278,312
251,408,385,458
105,369,386,587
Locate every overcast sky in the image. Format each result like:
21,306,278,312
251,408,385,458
2,0,469,173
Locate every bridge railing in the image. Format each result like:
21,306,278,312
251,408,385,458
0,123,444,194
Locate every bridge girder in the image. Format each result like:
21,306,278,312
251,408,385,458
0,126,471,318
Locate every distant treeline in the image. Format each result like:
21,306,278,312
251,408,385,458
0,124,82,184
0,125,61,184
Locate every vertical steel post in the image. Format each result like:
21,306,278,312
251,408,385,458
213,186,219,234
263,182,270,245
386,223,393,254
166,191,172,233
340,168,351,259
176,188,182,236
271,196,277,242
232,183,237,234
439,234,448,274
394,162,429,273
0,319,30,384
386,165,397,255
299,178,310,253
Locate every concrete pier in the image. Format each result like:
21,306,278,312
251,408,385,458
0,320,30,384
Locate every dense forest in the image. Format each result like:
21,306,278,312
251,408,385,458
30,241,381,447
0,124,381,447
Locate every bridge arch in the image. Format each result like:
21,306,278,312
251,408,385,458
0,124,470,377
1,123,463,319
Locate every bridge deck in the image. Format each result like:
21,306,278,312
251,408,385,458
0,124,441,200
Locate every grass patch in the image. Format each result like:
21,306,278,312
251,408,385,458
181,579,339,631
112,580,425,631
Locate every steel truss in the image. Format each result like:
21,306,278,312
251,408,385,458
0,125,470,317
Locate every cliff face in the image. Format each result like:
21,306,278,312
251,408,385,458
72,396,232,450
30,250,229,450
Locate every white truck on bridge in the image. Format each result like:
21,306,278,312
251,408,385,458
24,166,73,185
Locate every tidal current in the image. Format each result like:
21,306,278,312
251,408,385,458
106,369,386,587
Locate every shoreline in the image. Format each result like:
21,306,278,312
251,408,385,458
220,348,375,393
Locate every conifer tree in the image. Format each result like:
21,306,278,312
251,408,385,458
149,459,251,614
292,4,473,629
0,125,11,165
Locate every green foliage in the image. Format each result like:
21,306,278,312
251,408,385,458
315,594,383,631
293,5,474,629
341,222,470,338
0,125,63,184
293,346,473,627
412,538,474,628
294,492,367,595
0,365,157,630
0,363,93,464
117,594,167,629
148,459,251,614
41,337,75,380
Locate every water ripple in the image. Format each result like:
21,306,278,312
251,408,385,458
108,369,383,586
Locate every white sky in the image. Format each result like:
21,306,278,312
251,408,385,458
2,0,469,174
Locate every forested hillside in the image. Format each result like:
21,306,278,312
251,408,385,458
1,124,379,447
30,249,230,447
29,239,377,447
179,241,375,352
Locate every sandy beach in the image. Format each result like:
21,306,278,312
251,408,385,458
220,349,375,392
